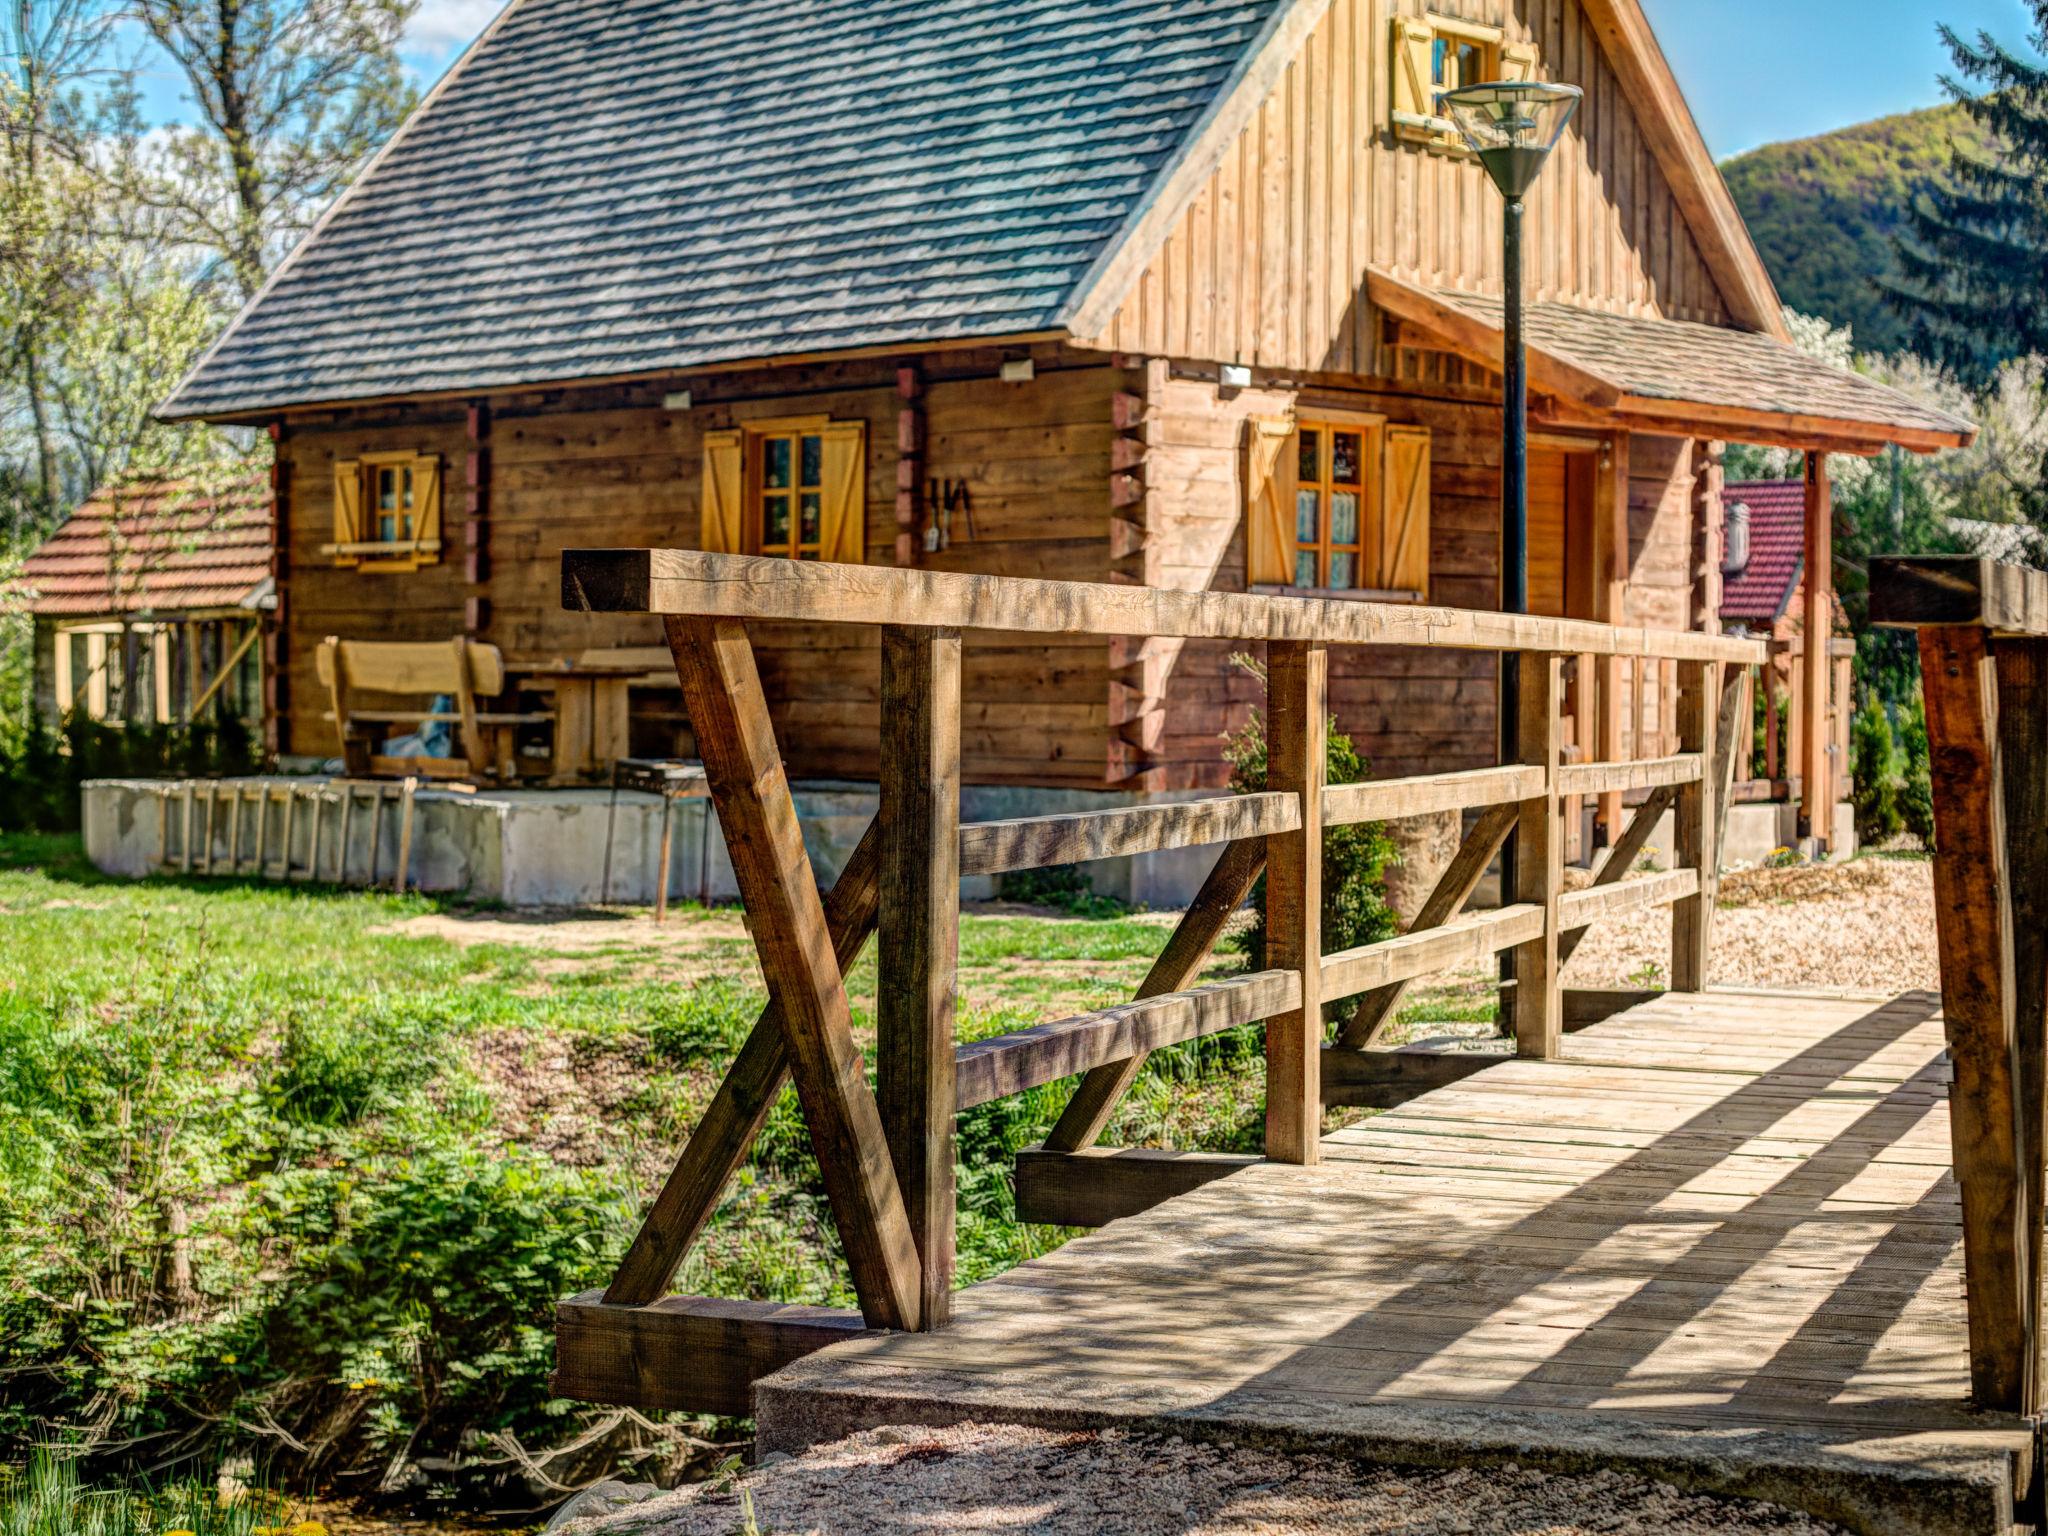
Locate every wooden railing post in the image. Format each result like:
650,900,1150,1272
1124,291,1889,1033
878,625,961,1330
1265,640,1326,1164
1513,652,1564,1059
1671,659,1720,992
1918,623,2029,1410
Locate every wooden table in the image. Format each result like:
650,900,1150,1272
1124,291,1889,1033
510,662,646,783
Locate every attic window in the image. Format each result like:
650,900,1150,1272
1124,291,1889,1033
326,452,444,571
1392,16,1537,144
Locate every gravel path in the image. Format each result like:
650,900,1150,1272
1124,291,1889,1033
588,1424,1848,1536
1564,855,1938,995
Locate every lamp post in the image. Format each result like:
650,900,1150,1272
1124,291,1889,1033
1440,79,1581,1030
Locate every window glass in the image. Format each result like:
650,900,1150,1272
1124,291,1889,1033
1291,420,1374,590
756,431,829,559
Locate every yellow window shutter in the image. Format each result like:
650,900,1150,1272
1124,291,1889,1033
412,454,442,557
1391,17,1435,119
333,459,362,555
1380,425,1432,595
1245,415,1298,587
819,423,867,565
1499,41,1538,82
700,429,744,554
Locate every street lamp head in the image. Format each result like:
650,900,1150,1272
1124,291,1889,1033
1439,81,1583,200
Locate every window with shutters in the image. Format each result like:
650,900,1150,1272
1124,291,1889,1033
698,417,867,566
1246,413,1431,599
1390,15,1538,145
326,452,443,571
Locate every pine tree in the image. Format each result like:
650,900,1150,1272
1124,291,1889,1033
1888,9,2048,387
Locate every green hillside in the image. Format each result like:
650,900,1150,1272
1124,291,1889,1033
1721,101,1990,355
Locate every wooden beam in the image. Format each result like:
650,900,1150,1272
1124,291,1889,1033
1558,783,1678,966
1321,904,1543,1002
1341,802,1517,1049
554,1292,868,1416
954,969,1301,1110
1803,456,1834,847
1265,641,1324,1165
1044,836,1268,1152
1554,753,1700,797
564,551,1765,665
1996,637,2048,1413
1320,1046,1498,1109
1514,654,1565,1059
1363,268,1626,408
1561,868,1698,931
959,792,1297,877
665,615,923,1331
1013,1147,1259,1228
602,829,884,1307
1565,986,1663,1026
1595,433,1631,843
877,626,960,1330
1671,661,1720,991
1322,765,1544,827
1920,624,2029,1411
1873,556,2048,637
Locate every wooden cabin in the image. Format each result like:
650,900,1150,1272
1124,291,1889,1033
15,473,270,729
158,0,1971,845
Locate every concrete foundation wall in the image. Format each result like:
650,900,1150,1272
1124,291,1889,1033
82,780,1859,911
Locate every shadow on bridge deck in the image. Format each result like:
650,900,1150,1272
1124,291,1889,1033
757,988,2035,1536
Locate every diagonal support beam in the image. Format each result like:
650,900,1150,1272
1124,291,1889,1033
664,615,923,1331
1043,836,1268,1153
1340,802,1518,1050
1557,781,1678,967
603,821,883,1308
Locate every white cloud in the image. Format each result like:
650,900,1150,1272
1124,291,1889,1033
405,0,506,58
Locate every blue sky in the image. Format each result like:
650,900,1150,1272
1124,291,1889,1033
130,0,2041,165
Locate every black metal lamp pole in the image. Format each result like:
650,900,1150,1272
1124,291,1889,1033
1437,79,1581,1035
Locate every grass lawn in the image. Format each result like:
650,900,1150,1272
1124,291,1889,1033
0,832,1498,1511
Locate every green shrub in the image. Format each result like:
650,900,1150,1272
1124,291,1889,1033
1850,693,1904,845
1219,657,1397,991
0,1450,290,1536
0,713,260,834
994,863,1130,919
1898,694,1935,847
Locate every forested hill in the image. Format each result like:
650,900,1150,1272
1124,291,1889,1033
1721,101,1989,355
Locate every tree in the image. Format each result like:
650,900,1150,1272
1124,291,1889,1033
122,0,417,298
1888,7,2048,387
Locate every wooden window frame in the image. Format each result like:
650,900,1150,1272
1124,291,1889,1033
1391,14,1537,148
326,451,444,572
740,415,833,561
1290,412,1385,593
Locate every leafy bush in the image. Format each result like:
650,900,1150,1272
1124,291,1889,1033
1850,694,1904,845
1219,657,1397,989
1897,694,1935,848
994,863,1130,919
0,713,259,833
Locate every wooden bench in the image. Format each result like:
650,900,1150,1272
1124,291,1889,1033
317,635,549,781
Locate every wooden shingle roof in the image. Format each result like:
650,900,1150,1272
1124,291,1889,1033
161,0,1300,420
15,474,272,617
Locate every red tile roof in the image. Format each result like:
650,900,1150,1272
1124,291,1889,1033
15,472,272,617
1720,479,1807,625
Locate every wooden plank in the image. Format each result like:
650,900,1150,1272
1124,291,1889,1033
563,550,1765,665
603,821,883,1308
1341,801,1517,1048
1265,640,1325,1165
1671,662,1717,989
1564,987,1664,1027
1919,623,2028,1411
1561,868,1698,932
1013,1147,1261,1228
1995,636,2048,1412
1321,904,1544,1001
1557,783,1677,966
1513,654,1564,1059
1045,835,1269,1152
554,1291,869,1416
1553,753,1700,797
1873,555,2048,637
1802,457,1833,845
960,792,1297,877
665,614,923,1332
1320,1046,1500,1108
955,969,1302,1110
1322,765,1544,827
878,626,961,1331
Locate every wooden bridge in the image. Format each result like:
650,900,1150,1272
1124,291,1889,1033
552,551,2048,1536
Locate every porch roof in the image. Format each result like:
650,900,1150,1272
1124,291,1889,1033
1367,271,1976,455
15,474,272,617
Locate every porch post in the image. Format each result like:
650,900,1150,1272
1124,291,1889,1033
1802,453,1833,849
